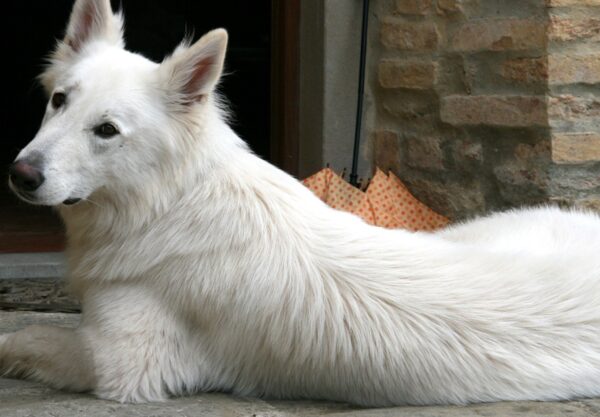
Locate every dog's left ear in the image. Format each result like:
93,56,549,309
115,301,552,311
64,0,124,52
39,0,124,94
159,29,228,107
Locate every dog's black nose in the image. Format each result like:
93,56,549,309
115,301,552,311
9,159,45,192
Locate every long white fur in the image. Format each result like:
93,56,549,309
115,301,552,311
3,0,600,406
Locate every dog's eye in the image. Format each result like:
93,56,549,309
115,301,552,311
51,92,66,109
94,123,119,139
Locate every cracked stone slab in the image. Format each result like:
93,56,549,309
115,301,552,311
0,310,80,332
2,310,600,416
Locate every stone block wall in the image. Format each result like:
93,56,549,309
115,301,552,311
370,0,600,219
547,1,600,211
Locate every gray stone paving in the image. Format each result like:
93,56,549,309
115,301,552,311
2,310,600,416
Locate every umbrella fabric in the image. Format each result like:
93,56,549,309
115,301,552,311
302,167,449,231
302,168,375,224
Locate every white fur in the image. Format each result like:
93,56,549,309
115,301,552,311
3,0,600,406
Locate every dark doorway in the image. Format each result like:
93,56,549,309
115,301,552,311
1,0,272,253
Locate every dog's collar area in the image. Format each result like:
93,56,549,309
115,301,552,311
62,198,82,205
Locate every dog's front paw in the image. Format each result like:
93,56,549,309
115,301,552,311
0,333,11,375
0,333,10,356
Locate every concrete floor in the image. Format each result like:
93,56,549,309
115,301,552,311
2,311,600,417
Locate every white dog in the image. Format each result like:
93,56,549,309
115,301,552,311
3,0,600,406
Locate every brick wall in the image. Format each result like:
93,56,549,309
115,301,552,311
371,0,600,219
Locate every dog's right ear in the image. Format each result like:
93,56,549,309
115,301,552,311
39,0,124,93
158,29,228,109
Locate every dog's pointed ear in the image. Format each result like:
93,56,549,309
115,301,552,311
39,0,124,94
64,0,124,52
159,29,228,107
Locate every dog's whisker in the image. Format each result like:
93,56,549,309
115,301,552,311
81,197,106,209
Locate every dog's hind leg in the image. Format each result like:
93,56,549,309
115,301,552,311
0,325,95,392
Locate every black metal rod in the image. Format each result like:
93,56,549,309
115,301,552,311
349,0,370,187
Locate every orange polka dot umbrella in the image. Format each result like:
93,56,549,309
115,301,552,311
302,167,449,231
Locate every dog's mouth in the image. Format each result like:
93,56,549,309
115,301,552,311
62,198,82,206
8,180,39,205
12,190,38,205
14,192,81,207
9,180,82,207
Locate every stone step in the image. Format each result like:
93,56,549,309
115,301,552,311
0,252,65,279
0,252,79,312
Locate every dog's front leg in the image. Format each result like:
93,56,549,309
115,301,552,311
0,325,95,392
